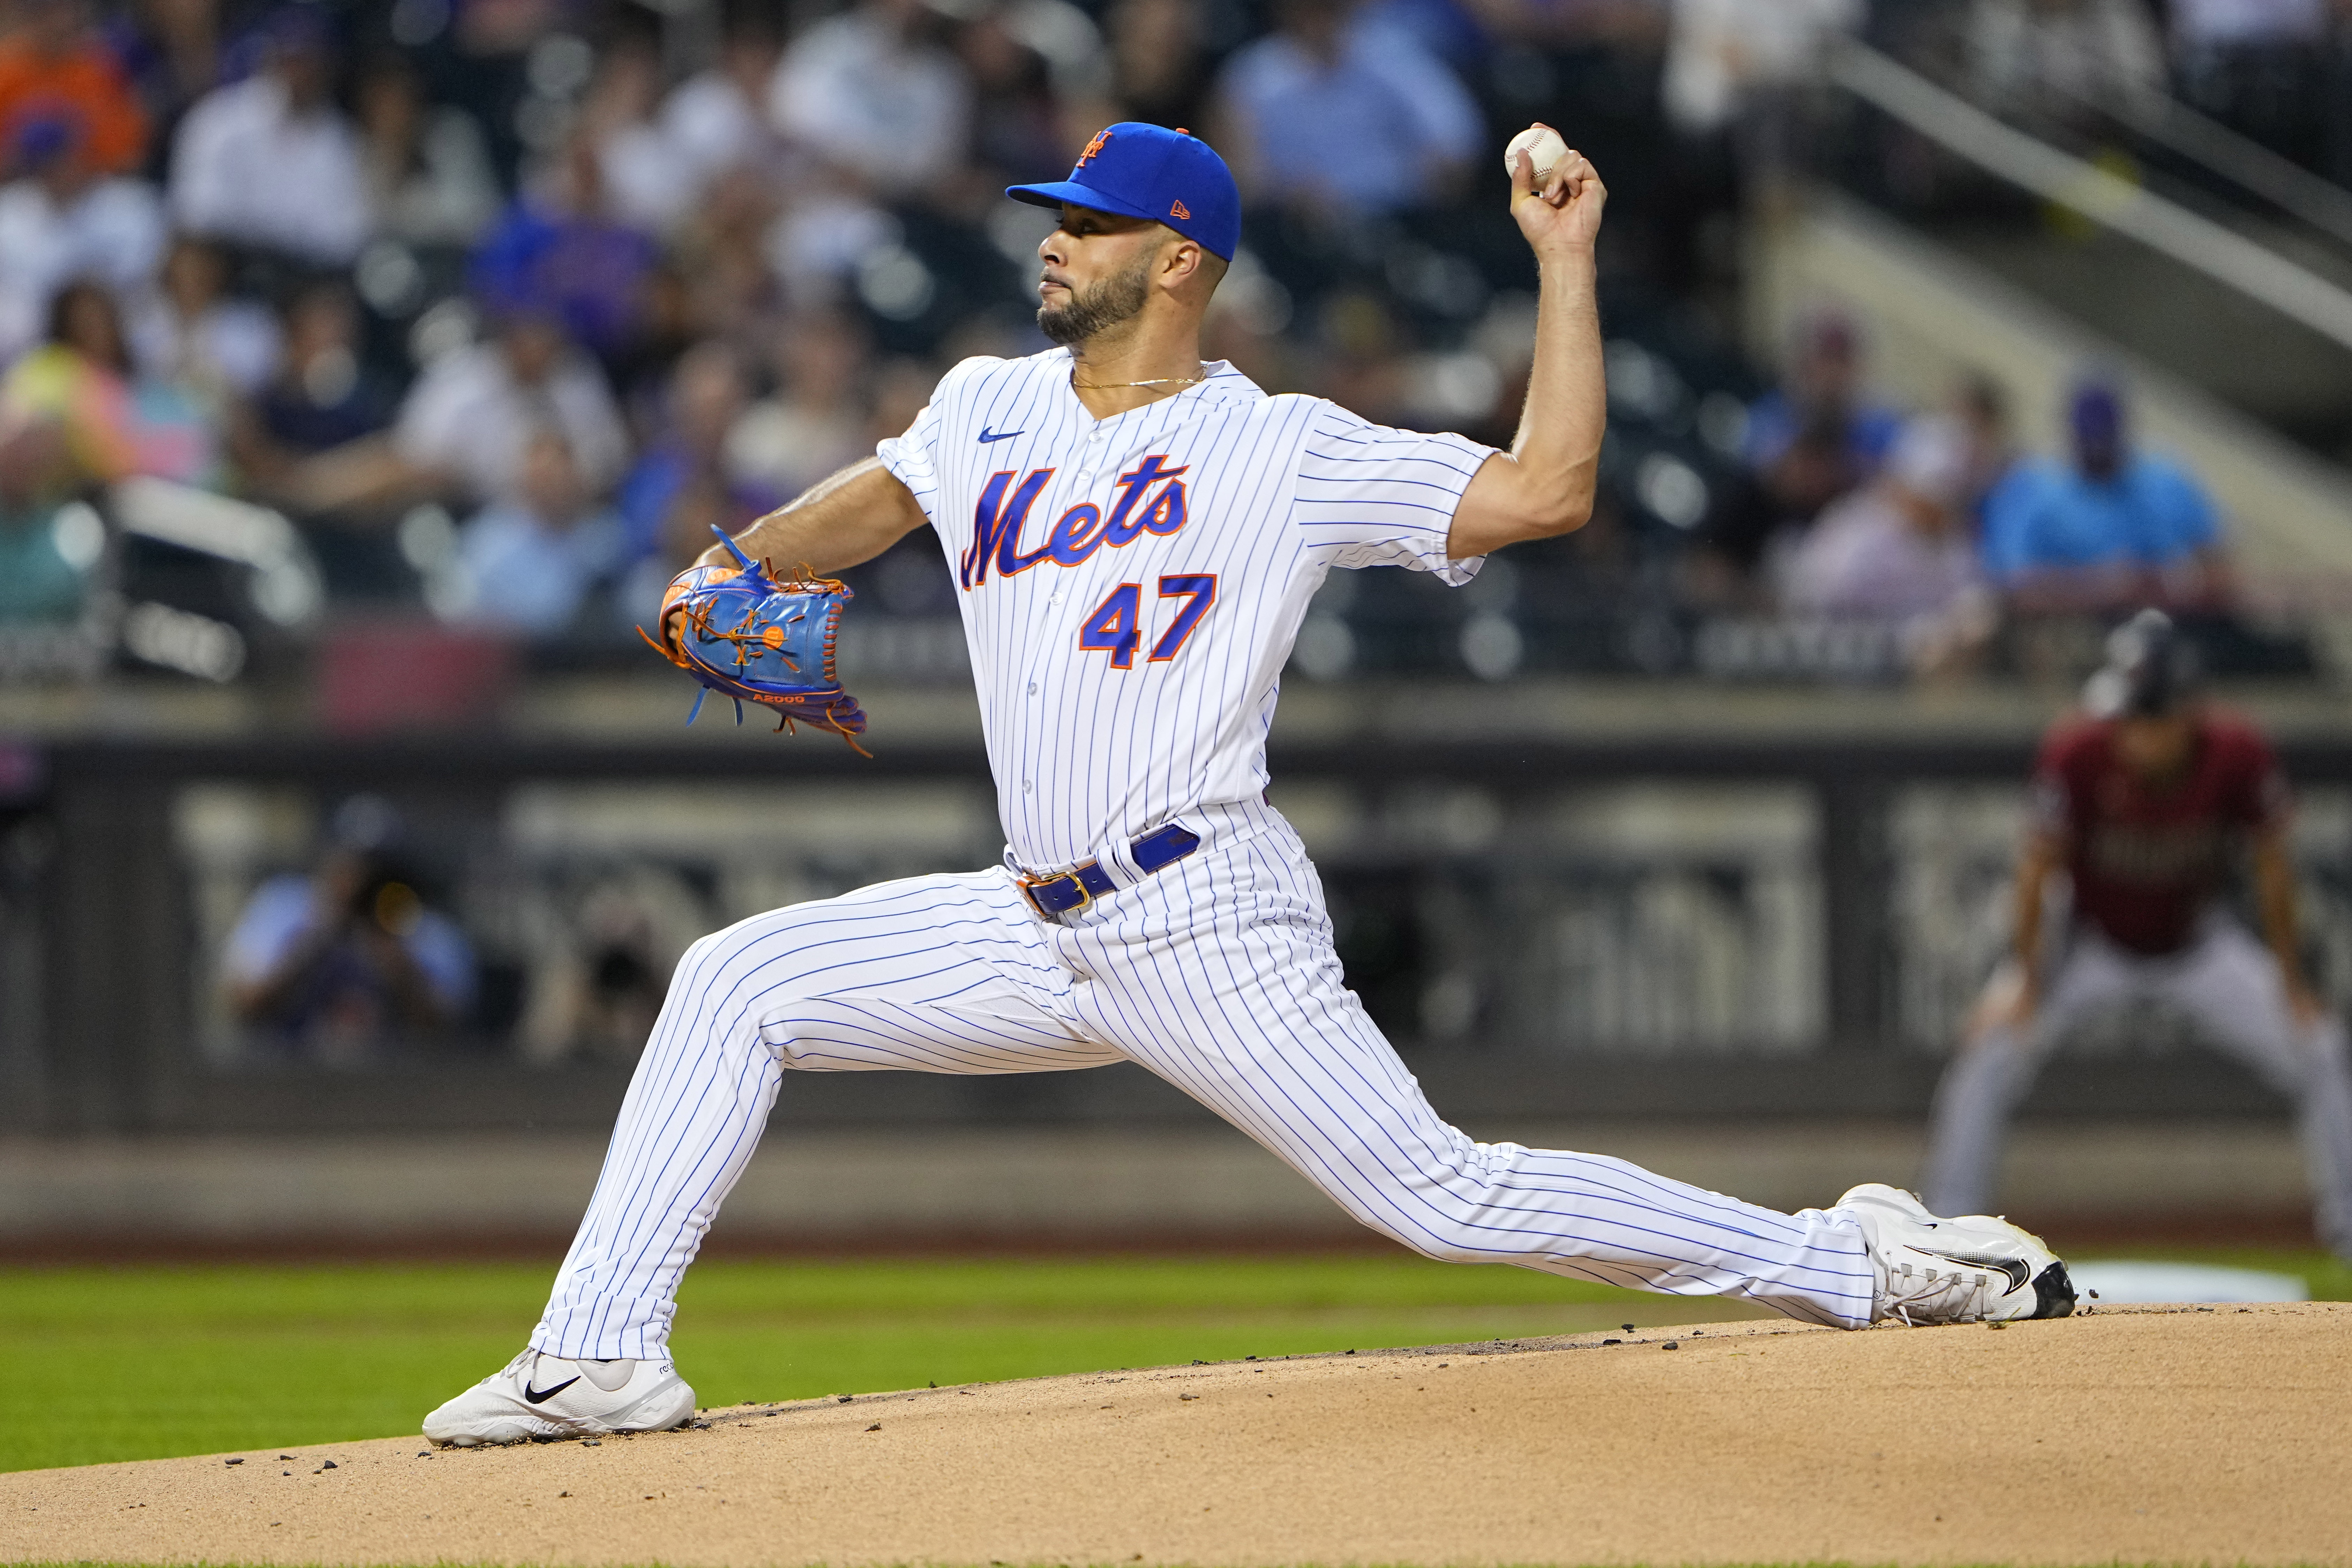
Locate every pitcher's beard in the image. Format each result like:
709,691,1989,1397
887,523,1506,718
1038,255,1153,347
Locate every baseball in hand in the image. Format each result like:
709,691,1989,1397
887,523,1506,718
1504,125,1570,184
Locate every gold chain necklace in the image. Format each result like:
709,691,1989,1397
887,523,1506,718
1070,369,1206,391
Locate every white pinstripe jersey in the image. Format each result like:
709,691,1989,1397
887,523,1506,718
878,348,1495,871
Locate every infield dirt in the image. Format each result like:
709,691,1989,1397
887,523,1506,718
4,1302,2346,1568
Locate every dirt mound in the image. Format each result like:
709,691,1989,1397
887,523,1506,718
7,1304,2348,1567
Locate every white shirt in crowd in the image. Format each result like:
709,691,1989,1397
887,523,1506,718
1663,0,1863,135
661,69,776,190
2166,0,2327,48
394,342,631,506
366,106,502,248
128,295,282,399
1780,487,1985,621
1969,0,2166,111
0,175,164,362
169,75,371,265
769,9,971,194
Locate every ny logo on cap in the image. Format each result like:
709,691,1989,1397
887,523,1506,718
1077,128,1112,166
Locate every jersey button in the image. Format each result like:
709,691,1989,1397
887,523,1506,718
1023,780,1034,793
1028,682,1039,696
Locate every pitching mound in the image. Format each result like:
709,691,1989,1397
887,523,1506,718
7,1303,2349,1567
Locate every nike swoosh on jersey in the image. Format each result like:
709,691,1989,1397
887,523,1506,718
524,1375,581,1403
1920,1249,2031,1293
977,428,1024,443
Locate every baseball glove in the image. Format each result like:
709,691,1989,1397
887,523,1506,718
640,527,870,752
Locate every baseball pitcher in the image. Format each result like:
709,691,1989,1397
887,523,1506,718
426,123,2074,1447
1923,610,2352,1257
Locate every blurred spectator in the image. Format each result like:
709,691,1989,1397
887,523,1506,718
1691,314,1898,604
2170,0,2331,169
167,7,368,267
354,55,500,249
1968,0,2166,120
1106,0,1215,130
442,426,625,638
284,309,628,516
660,12,784,192
1215,0,1480,216
1781,415,1995,673
0,415,88,624
128,233,279,406
471,134,661,364
516,867,705,1065
0,0,147,178
725,309,870,510
1952,371,2028,532
1743,310,1900,478
961,0,1109,187
221,795,475,1061
235,279,395,487
618,340,758,572
393,312,629,507
770,0,972,196
1,276,213,482
578,32,696,239
1689,412,1855,603
0,112,164,362
865,352,936,448
101,0,219,174
667,164,785,345
1983,378,2229,611
1662,0,1857,194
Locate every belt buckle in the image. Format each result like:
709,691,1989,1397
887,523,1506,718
1018,865,1093,920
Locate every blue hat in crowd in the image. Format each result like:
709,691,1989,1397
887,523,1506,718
2069,378,2124,445
1006,123,1241,261
13,113,79,170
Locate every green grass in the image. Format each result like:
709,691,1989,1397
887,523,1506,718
1,1248,2344,1476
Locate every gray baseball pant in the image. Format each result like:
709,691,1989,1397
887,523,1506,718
1921,916,2352,1258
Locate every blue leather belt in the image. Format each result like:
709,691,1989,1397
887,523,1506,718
1018,823,1202,918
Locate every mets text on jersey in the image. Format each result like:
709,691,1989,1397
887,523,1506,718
960,456,1191,587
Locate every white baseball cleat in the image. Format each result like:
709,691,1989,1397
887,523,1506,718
1837,1182,2077,1326
422,1349,696,1447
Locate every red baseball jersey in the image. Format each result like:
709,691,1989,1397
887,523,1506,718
2030,708,2289,956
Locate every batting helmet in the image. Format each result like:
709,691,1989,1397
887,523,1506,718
2083,608,2201,719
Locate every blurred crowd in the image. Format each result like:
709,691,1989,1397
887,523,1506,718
1951,0,2352,185
1679,310,2232,681
0,0,2332,691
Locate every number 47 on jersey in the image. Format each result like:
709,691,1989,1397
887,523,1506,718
1079,575,1216,670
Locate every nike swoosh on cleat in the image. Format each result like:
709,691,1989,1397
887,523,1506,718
977,428,1024,443
1920,1249,2030,1293
524,1376,580,1404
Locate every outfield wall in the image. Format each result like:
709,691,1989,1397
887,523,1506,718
0,1122,2319,1255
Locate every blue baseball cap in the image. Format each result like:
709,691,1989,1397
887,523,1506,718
1007,123,1241,261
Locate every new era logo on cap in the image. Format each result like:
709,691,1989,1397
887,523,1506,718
1004,122,1241,260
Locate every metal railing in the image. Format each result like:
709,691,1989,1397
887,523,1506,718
1828,39,2352,355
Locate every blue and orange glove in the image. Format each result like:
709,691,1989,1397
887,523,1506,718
641,528,869,752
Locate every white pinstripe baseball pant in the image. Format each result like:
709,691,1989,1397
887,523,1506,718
532,803,1877,1357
